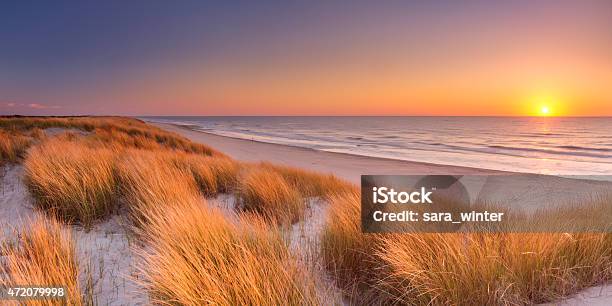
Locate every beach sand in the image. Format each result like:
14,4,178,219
153,122,498,184
155,122,612,210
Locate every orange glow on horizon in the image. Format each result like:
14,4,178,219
2,1,611,117
519,93,569,117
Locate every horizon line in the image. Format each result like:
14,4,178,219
3,114,612,118
137,115,612,118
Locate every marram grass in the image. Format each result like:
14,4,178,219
24,137,117,228
0,215,90,305
4,116,611,305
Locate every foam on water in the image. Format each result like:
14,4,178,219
143,116,612,176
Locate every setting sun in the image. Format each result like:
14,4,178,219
526,94,565,117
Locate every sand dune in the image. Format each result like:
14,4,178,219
1,118,609,305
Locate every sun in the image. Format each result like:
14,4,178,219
528,93,562,116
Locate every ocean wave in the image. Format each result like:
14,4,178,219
488,145,610,159
141,116,612,175
557,145,612,152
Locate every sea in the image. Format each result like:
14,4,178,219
142,116,612,176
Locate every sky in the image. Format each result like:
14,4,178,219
1,0,611,116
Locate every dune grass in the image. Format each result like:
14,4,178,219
378,232,612,305
114,150,202,228
7,116,328,304
0,216,89,305
235,167,305,224
233,162,354,224
173,153,219,196
0,116,223,157
257,162,352,198
205,156,240,193
110,145,321,304
135,197,321,305
165,152,240,196
321,190,612,305
6,116,612,305
24,138,117,228
320,189,382,296
87,123,223,157
16,116,229,228
0,130,34,164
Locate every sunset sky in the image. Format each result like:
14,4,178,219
1,1,611,116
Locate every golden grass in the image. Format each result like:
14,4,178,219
135,196,320,305
206,156,240,193
378,233,612,305
0,116,224,157
112,147,320,304
89,127,163,151
28,127,47,139
12,116,228,228
0,130,33,163
235,167,304,224
7,116,612,305
164,152,239,196
320,189,381,294
258,162,352,198
0,216,87,305
24,138,117,228
176,154,219,196
321,190,612,305
114,150,200,228
7,116,328,304
233,162,353,224
0,116,121,132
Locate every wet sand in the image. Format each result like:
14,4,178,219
153,122,497,184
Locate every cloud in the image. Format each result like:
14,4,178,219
28,103,44,109
2,102,61,109
28,103,59,109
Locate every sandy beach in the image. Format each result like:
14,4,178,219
154,122,612,211
153,122,498,184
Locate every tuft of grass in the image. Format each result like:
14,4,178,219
320,189,381,295
164,152,239,196
0,130,33,163
28,127,47,140
0,216,88,305
88,127,163,151
115,150,200,228
257,162,353,198
206,156,240,193
135,196,321,305
24,138,117,228
235,167,304,224
0,116,224,157
178,154,219,196
378,232,612,305
321,190,612,305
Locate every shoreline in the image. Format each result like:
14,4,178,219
154,122,612,211
152,122,502,183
